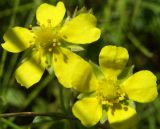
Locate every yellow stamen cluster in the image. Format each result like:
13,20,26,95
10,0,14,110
28,20,61,53
96,79,126,106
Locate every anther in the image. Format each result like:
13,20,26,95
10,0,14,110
57,42,61,46
53,43,56,47
48,48,52,52
29,41,34,47
52,39,57,43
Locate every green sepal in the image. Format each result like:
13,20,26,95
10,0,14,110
77,92,96,99
118,65,134,81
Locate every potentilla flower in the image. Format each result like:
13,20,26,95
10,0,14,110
72,45,158,129
1,2,101,88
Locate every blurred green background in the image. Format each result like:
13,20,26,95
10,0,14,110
0,0,160,129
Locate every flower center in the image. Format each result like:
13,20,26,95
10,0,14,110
96,78,125,106
36,26,61,51
29,20,61,53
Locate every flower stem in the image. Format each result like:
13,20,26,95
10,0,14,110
0,112,75,120
0,118,23,129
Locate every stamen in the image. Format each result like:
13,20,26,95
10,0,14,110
48,48,52,52
57,42,61,46
29,41,34,47
53,43,56,47
52,39,57,43
101,100,107,105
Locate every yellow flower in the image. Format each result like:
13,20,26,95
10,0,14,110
72,45,158,129
1,2,101,88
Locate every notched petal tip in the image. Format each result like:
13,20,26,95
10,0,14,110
99,45,129,78
36,2,66,27
2,27,34,53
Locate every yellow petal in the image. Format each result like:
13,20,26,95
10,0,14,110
15,51,46,88
72,97,102,127
90,61,117,99
108,104,138,129
99,45,129,78
121,70,158,103
1,27,35,53
52,47,98,92
36,2,65,27
60,13,101,44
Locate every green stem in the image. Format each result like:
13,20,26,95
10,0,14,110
142,1,160,13
0,3,34,18
0,118,23,129
2,54,19,93
0,112,75,120
24,0,42,27
1,0,20,95
0,50,7,89
59,85,67,113
131,0,142,23
23,74,54,108
128,33,153,58
9,0,20,27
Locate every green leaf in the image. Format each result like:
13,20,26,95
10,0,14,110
5,88,26,107
32,116,53,124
